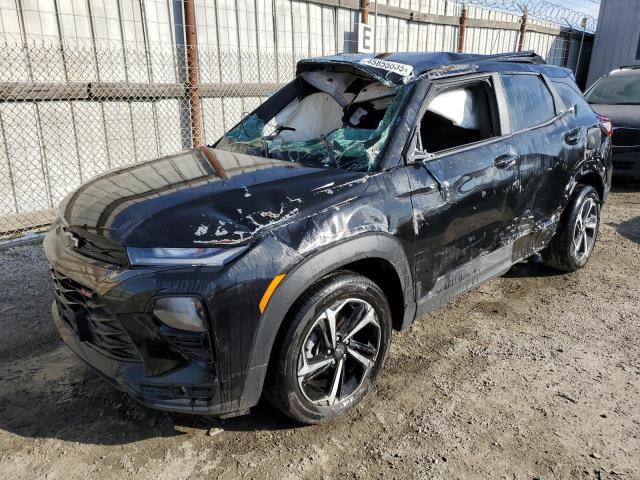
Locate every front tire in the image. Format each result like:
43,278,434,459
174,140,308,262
266,271,392,424
542,185,601,272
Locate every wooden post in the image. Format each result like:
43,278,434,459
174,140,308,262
183,0,203,148
360,0,370,25
457,4,468,53
517,6,528,52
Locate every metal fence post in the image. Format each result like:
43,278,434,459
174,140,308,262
457,3,467,53
360,0,370,25
517,6,528,52
173,0,192,151
184,0,203,148
574,17,587,81
562,28,573,67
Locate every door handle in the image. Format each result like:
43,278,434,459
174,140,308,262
494,154,517,169
563,129,580,145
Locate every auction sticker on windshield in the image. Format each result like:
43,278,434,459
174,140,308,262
359,58,414,77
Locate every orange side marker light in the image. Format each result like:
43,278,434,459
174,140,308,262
259,274,286,313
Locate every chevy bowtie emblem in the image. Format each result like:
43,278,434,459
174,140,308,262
64,229,80,248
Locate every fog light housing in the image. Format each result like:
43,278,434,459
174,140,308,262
153,297,206,333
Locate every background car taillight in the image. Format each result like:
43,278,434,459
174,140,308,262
597,114,613,137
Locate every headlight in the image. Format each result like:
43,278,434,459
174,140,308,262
126,246,246,266
153,297,206,332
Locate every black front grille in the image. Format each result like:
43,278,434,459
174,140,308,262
52,270,140,362
612,128,640,147
163,330,209,361
64,227,129,266
613,160,633,170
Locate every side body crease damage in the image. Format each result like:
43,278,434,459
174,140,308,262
43,51,612,418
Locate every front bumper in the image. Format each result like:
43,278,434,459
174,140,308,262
43,224,292,417
612,147,640,178
51,301,238,414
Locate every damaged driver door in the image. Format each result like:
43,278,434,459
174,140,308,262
404,74,520,315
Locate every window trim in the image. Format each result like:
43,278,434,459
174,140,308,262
542,73,570,114
498,72,564,135
408,73,508,162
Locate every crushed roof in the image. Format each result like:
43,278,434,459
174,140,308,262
297,51,574,85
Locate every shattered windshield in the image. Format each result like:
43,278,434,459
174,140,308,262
214,70,410,172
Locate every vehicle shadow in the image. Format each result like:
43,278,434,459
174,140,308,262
609,216,640,245
503,254,564,279
0,244,302,447
608,181,640,245
0,351,299,446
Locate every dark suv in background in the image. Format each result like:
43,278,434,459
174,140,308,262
585,65,640,179
45,51,611,424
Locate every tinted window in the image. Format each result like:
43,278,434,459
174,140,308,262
584,74,640,105
502,74,556,131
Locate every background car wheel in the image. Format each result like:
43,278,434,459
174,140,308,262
542,185,601,272
266,271,392,424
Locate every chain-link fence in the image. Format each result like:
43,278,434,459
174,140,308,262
0,0,594,239
0,43,293,238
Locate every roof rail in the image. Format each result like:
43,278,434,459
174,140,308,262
464,51,546,65
495,51,545,64
608,65,640,74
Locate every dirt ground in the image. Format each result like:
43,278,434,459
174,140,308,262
0,187,638,480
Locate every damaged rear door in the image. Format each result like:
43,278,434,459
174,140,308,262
404,74,520,313
499,73,570,256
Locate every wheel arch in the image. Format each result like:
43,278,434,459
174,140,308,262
338,257,406,331
576,171,605,202
568,161,608,205
237,232,416,411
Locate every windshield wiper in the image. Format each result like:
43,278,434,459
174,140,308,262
320,135,339,168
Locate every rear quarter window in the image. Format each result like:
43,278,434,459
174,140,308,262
552,80,592,113
502,74,556,131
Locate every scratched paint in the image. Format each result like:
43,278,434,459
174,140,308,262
44,53,612,420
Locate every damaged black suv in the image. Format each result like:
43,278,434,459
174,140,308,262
45,51,611,424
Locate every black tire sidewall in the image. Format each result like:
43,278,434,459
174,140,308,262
278,274,392,424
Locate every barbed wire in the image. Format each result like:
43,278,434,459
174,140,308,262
463,0,598,32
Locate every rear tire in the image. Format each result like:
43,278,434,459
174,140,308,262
542,185,600,272
266,271,392,424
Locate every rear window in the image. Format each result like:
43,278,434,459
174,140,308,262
502,74,556,131
584,74,640,105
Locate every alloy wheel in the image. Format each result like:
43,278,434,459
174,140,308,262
573,197,598,263
297,298,381,406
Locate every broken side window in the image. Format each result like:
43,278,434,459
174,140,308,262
214,70,409,172
419,80,497,154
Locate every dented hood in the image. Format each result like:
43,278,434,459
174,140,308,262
60,148,370,247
